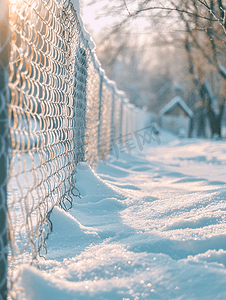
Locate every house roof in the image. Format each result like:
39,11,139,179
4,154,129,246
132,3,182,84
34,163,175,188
159,96,194,118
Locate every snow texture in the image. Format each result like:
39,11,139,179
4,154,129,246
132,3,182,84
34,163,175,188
16,130,226,300
159,96,194,118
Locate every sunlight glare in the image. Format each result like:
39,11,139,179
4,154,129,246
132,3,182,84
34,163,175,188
82,0,114,33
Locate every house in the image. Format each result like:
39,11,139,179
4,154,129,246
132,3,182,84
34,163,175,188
159,96,194,137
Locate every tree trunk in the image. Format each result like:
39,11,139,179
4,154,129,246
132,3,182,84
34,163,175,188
188,117,194,138
196,108,206,138
206,100,225,138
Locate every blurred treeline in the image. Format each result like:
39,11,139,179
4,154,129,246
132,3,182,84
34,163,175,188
81,0,226,138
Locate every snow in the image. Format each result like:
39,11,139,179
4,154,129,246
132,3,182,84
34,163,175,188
159,96,194,119
16,130,226,300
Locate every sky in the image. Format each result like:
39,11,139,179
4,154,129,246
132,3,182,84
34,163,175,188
80,0,116,34
79,0,153,38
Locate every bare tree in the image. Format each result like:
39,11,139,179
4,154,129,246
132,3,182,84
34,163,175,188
176,0,226,138
82,0,226,137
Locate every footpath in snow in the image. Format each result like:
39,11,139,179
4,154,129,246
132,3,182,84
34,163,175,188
17,130,226,300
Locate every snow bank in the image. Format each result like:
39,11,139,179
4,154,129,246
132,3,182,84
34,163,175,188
17,131,226,299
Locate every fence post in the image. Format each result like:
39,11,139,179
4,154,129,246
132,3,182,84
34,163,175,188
119,97,124,146
110,89,115,150
0,0,10,299
97,74,103,156
74,46,87,163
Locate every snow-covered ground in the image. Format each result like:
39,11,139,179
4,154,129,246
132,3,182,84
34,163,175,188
17,130,226,300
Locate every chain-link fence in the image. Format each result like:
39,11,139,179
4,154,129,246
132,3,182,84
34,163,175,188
0,0,151,298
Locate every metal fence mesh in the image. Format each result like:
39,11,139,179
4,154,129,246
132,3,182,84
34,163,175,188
7,0,90,292
0,0,151,298
85,60,100,168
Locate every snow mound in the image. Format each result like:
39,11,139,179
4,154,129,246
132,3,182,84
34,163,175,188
75,162,125,202
17,135,226,299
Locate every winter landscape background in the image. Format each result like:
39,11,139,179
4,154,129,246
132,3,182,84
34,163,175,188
3,0,226,299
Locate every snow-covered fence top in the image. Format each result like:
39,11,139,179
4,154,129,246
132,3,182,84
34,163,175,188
0,0,151,297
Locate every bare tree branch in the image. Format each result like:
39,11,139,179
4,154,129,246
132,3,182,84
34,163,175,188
122,0,131,16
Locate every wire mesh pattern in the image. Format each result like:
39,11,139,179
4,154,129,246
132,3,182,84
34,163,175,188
7,0,88,291
98,81,113,160
0,0,151,297
84,59,100,168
